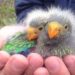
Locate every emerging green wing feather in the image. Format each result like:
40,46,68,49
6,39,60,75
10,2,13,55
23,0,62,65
2,32,36,54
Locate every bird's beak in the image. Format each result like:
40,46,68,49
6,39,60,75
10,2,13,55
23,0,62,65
48,21,63,39
27,27,39,40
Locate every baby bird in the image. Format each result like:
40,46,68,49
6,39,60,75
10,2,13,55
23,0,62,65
1,7,75,58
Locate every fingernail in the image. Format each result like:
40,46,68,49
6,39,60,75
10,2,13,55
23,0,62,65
11,60,24,71
46,57,60,73
50,60,60,72
65,56,75,68
34,67,49,75
0,51,10,69
0,62,5,69
11,55,28,71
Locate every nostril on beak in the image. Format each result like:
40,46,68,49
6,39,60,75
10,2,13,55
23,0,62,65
34,31,38,34
58,29,61,32
57,28,61,32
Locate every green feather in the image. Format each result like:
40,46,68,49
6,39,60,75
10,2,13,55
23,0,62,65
2,32,36,54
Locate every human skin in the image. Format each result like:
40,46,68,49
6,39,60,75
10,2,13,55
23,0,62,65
0,51,75,75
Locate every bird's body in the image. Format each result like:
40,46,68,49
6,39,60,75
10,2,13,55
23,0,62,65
1,7,75,57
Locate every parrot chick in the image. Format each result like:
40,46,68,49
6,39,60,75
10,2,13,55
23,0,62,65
24,7,75,57
0,9,49,55
1,7,75,58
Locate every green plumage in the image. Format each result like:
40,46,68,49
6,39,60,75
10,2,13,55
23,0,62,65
2,32,36,54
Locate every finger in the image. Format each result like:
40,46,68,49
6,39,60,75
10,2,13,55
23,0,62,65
63,55,75,75
24,53,43,75
45,56,70,75
0,51,10,70
1,54,28,75
0,37,6,48
34,67,49,75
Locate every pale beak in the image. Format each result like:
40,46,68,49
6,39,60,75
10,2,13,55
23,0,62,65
27,27,39,40
48,21,63,39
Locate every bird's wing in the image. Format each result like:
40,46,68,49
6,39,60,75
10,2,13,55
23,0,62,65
2,31,36,55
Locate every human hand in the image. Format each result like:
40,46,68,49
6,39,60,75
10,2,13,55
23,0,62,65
0,51,75,75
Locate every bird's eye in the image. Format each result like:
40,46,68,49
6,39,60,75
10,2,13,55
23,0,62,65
64,25,68,29
38,27,43,31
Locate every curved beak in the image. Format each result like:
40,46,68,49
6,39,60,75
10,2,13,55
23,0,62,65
48,21,63,39
27,27,39,40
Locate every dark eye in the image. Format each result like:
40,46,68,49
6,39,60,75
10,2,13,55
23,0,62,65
64,25,68,29
38,27,43,31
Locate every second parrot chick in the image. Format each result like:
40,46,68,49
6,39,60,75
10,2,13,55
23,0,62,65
24,7,75,57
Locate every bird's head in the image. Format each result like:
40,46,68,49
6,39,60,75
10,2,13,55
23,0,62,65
47,17,72,40
26,17,48,41
45,16,72,45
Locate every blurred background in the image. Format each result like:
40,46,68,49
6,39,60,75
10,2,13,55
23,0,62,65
0,0,16,27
